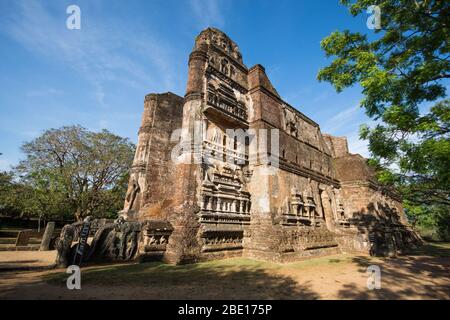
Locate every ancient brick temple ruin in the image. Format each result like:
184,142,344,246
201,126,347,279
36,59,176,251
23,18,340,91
55,28,421,267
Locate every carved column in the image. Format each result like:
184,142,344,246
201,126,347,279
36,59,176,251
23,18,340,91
206,197,213,211
201,196,206,210
203,118,208,141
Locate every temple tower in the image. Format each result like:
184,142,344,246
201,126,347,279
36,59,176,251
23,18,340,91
121,28,419,263
164,28,253,263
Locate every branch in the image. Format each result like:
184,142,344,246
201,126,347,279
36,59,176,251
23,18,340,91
428,74,450,81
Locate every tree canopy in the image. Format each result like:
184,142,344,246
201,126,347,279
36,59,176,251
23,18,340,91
9,125,135,221
318,0,449,239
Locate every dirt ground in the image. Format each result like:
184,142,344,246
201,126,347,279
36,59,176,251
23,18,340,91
0,243,449,300
0,251,56,271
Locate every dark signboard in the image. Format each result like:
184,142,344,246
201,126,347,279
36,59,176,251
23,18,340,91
72,219,91,266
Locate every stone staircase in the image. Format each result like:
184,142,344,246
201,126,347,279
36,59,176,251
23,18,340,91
0,228,57,251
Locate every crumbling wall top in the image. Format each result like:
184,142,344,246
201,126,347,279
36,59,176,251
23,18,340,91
323,135,349,158
195,28,244,64
144,91,184,102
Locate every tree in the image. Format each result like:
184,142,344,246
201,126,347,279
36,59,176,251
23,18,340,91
16,126,135,221
0,171,22,217
318,0,449,238
0,171,41,220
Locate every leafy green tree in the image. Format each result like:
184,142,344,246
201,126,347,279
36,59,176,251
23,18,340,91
16,126,135,221
318,0,449,238
0,171,41,220
0,171,22,217
404,201,450,241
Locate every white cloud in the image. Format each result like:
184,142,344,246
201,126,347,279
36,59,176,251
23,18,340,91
0,158,13,172
322,104,360,134
335,118,380,158
98,119,109,129
285,87,313,105
2,1,180,107
311,91,329,103
189,0,226,28
26,87,64,97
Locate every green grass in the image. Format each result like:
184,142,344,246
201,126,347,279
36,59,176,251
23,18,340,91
0,238,16,244
43,255,359,287
406,241,450,257
0,237,42,244
43,242,450,287
284,254,357,269
44,258,281,286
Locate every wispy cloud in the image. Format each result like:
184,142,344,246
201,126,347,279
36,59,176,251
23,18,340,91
311,91,329,103
189,0,226,28
322,104,360,134
1,0,179,107
285,86,313,104
345,132,370,158
26,87,64,97
0,158,13,172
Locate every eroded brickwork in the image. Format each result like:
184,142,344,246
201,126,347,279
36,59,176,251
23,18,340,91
122,92,184,220
120,28,421,264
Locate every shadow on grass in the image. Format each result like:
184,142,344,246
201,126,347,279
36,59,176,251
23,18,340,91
337,242,450,299
41,258,320,300
404,242,450,258
2,244,449,299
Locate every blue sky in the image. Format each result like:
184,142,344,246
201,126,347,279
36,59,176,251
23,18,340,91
0,0,378,171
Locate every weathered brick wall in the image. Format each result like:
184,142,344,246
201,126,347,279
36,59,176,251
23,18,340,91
247,66,335,181
323,134,349,158
124,92,184,220
333,154,405,222
121,28,419,264
244,214,340,262
244,63,344,259
330,151,417,255
333,154,376,182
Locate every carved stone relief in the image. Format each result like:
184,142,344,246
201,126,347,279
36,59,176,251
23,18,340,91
283,105,299,138
199,163,251,252
206,78,248,122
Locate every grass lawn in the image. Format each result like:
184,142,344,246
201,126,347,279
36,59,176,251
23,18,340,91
0,242,447,299
404,241,450,257
44,242,449,287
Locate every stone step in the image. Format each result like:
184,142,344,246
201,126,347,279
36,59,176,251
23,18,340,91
0,245,40,251
0,238,16,245
0,230,19,238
